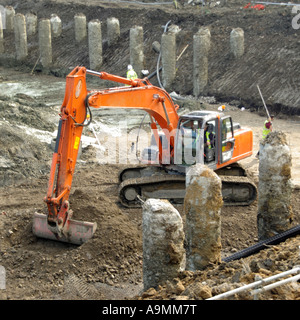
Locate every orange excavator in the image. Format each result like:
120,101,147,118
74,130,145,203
32,66,256,244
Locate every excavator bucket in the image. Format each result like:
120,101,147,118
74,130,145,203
32,212,97,245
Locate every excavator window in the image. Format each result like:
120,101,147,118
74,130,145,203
204,120,216,163
175,118,204,165
221,116,235,163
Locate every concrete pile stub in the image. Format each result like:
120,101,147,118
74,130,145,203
152,40,160,53
129,26,144,77
161,26,179,91
74,13,87,43
25,13,37,36
88,19,102,71
14,13,27,61
5,6,15,32
39,19,52,68
107,17,120,46
50,14,62,38
193,27,211,97
142,198,185,291
257,131,293,241
230,28,244,58
184,163,223,271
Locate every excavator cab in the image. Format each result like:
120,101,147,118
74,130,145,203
174,111,231,168
144,111,238,169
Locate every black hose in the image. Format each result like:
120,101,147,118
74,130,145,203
70,93,93,127
223,224,300,262
84,93,93,126
147,66,162,81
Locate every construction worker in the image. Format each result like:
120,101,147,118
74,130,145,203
262,115,274,139
126,64,138,81
256,115,274,158
204,123,215,149
204,123,215,162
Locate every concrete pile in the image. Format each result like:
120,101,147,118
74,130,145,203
257,131,293,240
142,198,185,291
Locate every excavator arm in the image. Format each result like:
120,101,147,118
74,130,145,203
33,66,179,244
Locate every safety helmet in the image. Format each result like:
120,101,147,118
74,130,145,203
128,64,133,70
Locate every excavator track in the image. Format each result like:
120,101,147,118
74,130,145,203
119,165,162,182
118,171,257,208
119,163,247,182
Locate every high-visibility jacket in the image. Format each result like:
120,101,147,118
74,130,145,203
127,69,138,80
205,130,215,149
262,120,272,139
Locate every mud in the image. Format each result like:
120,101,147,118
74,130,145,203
0,0,299,301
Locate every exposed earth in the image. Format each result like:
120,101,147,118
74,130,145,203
0,0,300,301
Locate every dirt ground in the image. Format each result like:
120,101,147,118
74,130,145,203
0,0,300,301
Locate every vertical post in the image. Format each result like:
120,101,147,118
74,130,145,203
50,14,62,38
230,28,244,58
142,199,185,291
193,27,211,97
88,19,102,71
5,6,15,32
184,164,223,271
39,19,52,68
129,26,144,77
107,17,120,46
161,30,176,91
257,132,293,240
26,13,37,36
14,13,27,61
74,13,87,43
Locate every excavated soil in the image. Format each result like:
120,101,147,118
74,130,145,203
0,0,300,301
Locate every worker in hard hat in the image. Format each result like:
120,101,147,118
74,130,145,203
126,65,138,80
204,123,215,162
218,105,226,112
256,115,275,158
262,115,274,139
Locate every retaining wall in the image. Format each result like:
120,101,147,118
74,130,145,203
0,6,245,97
1,3,299,114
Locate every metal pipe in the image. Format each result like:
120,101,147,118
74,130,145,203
251,273,300,296
257,84,270,119
86,69,102,77
207,266,300,300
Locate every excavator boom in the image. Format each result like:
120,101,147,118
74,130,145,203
33,66,180,244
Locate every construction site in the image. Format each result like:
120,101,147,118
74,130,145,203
0,0,300,301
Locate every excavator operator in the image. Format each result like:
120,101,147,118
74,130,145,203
204,123,215,162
